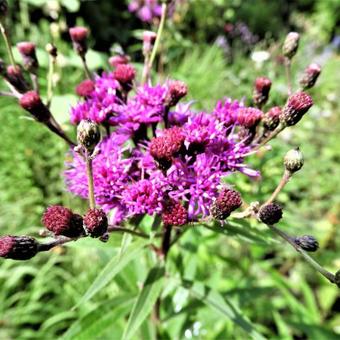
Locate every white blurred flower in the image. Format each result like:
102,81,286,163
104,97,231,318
251,51,270,68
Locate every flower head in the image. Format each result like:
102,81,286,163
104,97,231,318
0,236,39,260
84,208,108,237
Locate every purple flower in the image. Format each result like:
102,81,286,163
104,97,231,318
213,98,242,127
122,179,166,216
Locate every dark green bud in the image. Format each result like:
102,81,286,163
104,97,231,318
77,119,100,152
284,148,304,173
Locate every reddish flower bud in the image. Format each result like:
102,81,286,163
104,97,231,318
253,77,272,107
69,26,88,42
162,200,187,226
259,203,282,225
165,80,188,107
114,64,136,86
282,32,300,59
263,106,281,131
0,236,39,260
210,189,242,220
17,41,39,73
5,65,29,93
108,55,129,68
83,208,108,237
42,205,84,238
280,92,313,126
299,63,321,90
19,91,51,122
236,107,263,129
69,26,89,56
150,127,184,169
75,79,95,97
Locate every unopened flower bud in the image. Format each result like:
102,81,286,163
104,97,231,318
75,79,95,97
83,208,108,237
143,30,157,55
150,127,184,170
294,235,319,252
0,0,8,19
162,199,187,226
46,43,58,58
299,63,321,90
236,107,263,129
259,203,283,225
284,147,304,173
280,92,313,126
283,32,300,59
17,41,39,73
108,54,129,68
263,106,281,131
0,236,39,260
19,91,51,122
69,26,89,56
5,65,29,93
113,64,136,89
77,119,100,152
165,80,188,107
42,205,84,238
253,77,272,107
211,188,242,220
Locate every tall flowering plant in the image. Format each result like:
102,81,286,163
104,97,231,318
0,0,338,336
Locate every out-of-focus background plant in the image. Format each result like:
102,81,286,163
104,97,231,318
0,0,339,338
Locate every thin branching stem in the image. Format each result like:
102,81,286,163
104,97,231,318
81,55,92,80
47,55,56,108
0,22,16,66
85,150,96,209
285,58,292,96
264,169,292,206
267,224,337,285
147,3,168,75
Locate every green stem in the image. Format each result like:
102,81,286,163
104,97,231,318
85,152,96,209
147,3,168,74
0,22,16,66
47,55,55,108
255,123,285,150
267,224,336,285
264,170,291,206
285,58,292,96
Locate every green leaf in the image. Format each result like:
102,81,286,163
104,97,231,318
182,280,265,340
75,240,148,308
122,265,165,340
63,295,134,340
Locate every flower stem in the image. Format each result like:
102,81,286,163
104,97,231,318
81,55,92,80
0,22,16,66
147,3,168,74
264,169,291,206
46,55,56,108
85,151,96,209
30,73,39,93
285,58,292,96
267,224,337,285
255,123,285,150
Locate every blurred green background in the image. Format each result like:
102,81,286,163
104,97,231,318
0,0,339,339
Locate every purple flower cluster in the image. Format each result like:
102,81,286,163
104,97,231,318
65,72,262,223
